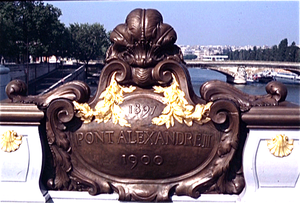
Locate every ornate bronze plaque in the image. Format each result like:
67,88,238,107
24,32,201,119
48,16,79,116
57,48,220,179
5,8,288,201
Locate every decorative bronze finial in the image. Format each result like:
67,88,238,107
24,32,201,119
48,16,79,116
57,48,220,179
105,8,184,86
106,8,183,67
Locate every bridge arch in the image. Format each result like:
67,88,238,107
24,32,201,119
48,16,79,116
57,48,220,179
186,60,300,84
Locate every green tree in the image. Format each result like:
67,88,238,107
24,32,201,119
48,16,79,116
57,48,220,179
256,47,263,60
226,38,299,62
0,1,63,63
32,2,64,60
286,41,299,62
296,49,300,62
278,38,288,61
0,2,20,63
270,45,278,61
69,23,110,65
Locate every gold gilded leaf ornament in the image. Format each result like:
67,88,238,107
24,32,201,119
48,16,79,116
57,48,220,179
73,72,136,127
267,134,294,157
0,130,22,152
73,102,94,123
152,74,212,129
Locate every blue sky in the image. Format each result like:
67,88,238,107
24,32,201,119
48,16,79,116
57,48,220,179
48,1,299,47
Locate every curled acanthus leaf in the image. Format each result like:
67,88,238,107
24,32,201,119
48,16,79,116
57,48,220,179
152,74,212,128
73,72,135,127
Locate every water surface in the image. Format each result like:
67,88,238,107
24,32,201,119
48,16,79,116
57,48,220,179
188,68,300,105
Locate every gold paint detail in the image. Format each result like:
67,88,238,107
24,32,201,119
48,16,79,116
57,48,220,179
152,74,212,129
267,134,294,157
73,72,136,127
0,130,23,152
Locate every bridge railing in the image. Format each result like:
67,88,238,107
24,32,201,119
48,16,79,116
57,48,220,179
6,63,59,82
40,64,86,95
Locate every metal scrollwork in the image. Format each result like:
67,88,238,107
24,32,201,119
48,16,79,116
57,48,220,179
5,79,90,110
200,80,287,112
45,99,74,189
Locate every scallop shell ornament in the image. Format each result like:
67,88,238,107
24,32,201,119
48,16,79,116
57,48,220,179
267,134,294,157
0,130,22,152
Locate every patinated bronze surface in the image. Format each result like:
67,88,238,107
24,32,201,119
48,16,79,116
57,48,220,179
4,8,291,201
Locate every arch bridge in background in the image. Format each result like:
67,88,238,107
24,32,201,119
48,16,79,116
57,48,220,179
186,60,300,75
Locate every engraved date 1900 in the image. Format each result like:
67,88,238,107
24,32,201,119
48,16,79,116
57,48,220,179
122,154,163,169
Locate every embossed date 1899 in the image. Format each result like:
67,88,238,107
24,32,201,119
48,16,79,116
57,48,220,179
122,154,163,169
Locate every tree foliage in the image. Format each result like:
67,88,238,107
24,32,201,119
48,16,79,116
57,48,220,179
227,38,300,62
69,23,110,65
0,1,110,64
0,1,65,63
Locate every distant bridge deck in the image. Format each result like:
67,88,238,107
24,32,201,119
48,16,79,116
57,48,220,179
185,60,300,74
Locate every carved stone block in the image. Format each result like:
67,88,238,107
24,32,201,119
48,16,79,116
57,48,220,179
0,104,45,202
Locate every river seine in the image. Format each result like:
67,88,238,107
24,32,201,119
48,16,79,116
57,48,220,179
188,68,300,105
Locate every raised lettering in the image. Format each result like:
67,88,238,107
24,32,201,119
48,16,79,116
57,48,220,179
128,103,157,118
153,155,163,165
129,105,132,114
165,132,176,145
155,131,165,145
106,131,114,144
141,105,150,117
176,132,185,145
136,131,144,144
76,132,84,145
144,131,155,145
122,154,163,169
194,134,202,147
203,134,212,148
94,131,104,143
75,130,214,148
118,131,128,144
194,134,212,148
85,132,94,144
134,103,141,114
122,154,127,164
184,133,193,146
150,105,156,115
128,130,136,144
141,155,150,165
128,154,138,169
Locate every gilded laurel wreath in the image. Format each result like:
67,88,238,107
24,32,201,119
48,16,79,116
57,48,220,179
73,72,136,127
73,73,212,129
152,74,212,129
